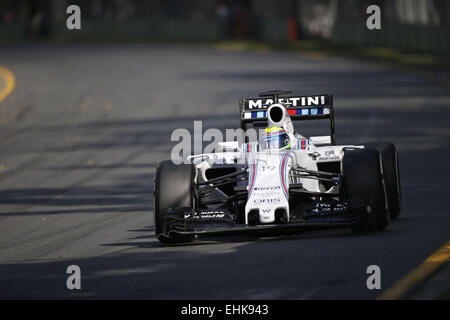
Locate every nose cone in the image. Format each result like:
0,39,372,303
245,152,290,224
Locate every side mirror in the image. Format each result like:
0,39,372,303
218,141,241,151
310,136,331,145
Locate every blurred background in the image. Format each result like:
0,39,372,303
0,0,449,55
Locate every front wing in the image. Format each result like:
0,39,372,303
159,198,370,237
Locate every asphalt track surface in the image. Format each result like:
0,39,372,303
0,44,449,299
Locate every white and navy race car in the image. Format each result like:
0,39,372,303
154,90,401,243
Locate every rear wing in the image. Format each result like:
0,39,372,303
239,91,336,145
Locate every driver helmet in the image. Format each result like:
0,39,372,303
261,126,292,150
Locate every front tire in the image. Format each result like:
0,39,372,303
154,160,195,244
364,142,401,219
342,148,389,232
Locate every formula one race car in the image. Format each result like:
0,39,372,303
154,90,401,243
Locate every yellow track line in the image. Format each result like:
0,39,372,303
377,240,450,300
0,65,15,104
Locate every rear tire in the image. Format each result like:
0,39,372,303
363,142,401,219
342,148,389,232
154,160,195,244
